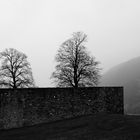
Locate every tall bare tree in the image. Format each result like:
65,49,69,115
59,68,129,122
0,48,35,88
51,32,101,88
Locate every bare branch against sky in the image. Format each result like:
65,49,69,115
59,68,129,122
51,32,101,87
0,48,35,88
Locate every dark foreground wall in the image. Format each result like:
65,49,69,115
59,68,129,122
0,87,123,129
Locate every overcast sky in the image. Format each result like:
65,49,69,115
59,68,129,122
0,0,139,87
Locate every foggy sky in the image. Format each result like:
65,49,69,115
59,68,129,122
0,0,139,87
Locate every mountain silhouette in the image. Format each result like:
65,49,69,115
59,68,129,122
100,57,140,114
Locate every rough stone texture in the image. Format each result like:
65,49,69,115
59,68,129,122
0,87,123,129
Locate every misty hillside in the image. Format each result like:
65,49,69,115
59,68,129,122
100,56,140,114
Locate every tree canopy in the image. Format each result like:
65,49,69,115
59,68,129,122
0,48,35,88
52,32,101,88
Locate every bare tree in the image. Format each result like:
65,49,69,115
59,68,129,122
51,32,101,88
0,48,35,88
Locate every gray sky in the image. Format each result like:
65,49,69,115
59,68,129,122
0,0,140,87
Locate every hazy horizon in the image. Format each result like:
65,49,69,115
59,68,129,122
0,0,140,87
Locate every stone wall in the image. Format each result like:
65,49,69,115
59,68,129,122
0,87,123,129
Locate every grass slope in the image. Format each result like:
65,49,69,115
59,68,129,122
0,113,140,140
